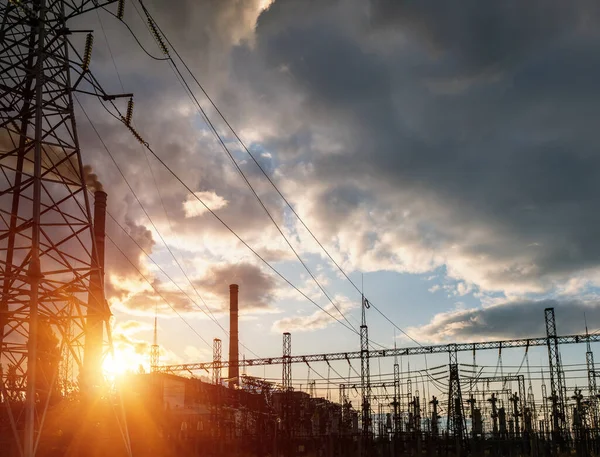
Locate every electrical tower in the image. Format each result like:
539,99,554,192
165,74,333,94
586,325,597,434
150,309,159,372
360,296,371,442
283,332,291,391
212,338,222,386
447,345,467,451
545,307,566,443
282,332,292,446
393,350,401,436
0,2,119,455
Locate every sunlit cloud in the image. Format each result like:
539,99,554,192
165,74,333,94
183,191,228,218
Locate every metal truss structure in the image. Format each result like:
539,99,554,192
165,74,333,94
545,308,567,441
157,332,600,373
212,338,221,386
360,296,370,441
447,346,467,449
0,1,117,455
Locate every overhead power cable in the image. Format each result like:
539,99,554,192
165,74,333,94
133,0,422,347
76,86,361,340
86,6,396,351
104,231,212,349
94,5,364,344
92,12,261,357
75,95,262,357
130,0,358,336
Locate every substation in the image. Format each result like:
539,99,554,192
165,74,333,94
1,1,600,457
129,290,600,457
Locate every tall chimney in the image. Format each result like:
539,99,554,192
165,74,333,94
83,190,108,389
228,284,239,387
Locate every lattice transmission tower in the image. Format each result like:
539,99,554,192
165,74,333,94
0,1,121,455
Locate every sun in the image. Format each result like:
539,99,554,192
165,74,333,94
102,349,146,379
102,354,128,377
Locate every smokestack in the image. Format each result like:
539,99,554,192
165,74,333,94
228,284,239,388
92,190,107,271
83,190,108,389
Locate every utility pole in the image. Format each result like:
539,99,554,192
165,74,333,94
489,393,499,438
430,396,439,438
510,392,521,438
467,396,476,439
0,2,119,455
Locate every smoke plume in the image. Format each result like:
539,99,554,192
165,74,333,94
83,165,104,192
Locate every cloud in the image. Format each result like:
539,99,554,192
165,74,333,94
114,320,153,336
272,295,357,333
194,262,278,311
222,0,600,296
183,191,228,218
21,0,600,354
407,299,600,343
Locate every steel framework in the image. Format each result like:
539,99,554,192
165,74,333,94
447,345,467,448
545,307,566,441
360,296,370,440
0,1,116,455
157,331,600,373
150,312,159,372
587,331,598,432
282,332,291,391
213,338,222,386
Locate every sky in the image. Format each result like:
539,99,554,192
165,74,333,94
66,0,600,391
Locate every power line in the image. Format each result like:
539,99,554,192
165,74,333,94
134,0,422,346
104,230,212,350
105,2,393,351
130,0,359,338
86,10,370,347
78,72,371,341
92,11,259,358
75,95,263,357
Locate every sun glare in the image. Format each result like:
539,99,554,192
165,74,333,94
103,350,146,378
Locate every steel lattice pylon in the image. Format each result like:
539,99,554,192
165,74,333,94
213,338,222,386
545,307,566,442
447,345,468,451
0,1,115,455
360,296,371,447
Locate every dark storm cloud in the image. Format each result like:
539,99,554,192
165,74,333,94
369,0,586,76
228,0,600,292
411,299,600,343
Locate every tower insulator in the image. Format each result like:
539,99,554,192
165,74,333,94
147,17,168,55
117,0,125,20
125,98,134,125
82,33,94,71
124,121,145,144
8,0,32,15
